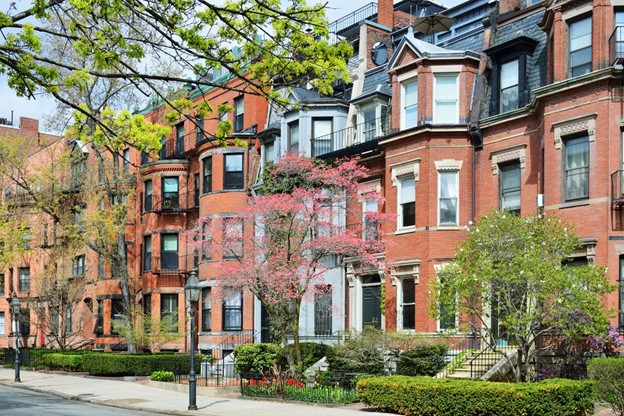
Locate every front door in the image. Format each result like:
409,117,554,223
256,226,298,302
362,285,381,329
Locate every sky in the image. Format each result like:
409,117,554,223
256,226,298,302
0,0,464,131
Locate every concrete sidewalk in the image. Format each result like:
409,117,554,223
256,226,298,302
0,367,394,416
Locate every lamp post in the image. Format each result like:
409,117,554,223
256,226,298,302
10,292,21,382
184,269,200,411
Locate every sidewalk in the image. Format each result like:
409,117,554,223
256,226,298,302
0,367,395,416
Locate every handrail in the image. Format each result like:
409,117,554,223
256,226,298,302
438,332,478,378
329,2,377,36
312,115,392,157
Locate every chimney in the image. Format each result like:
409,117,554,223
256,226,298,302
499,0,521,15
378,0,394,28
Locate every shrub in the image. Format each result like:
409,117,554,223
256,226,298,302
588,357,624,415
234,343,282,374
327,331,384,375
356,376,594,416
150,370,175,382
396,343,448,376
277,342,334,373
42,353,84,372
82,353,201,376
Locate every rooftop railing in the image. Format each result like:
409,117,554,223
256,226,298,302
312,115,391,157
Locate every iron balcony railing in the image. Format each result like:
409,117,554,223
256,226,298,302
312,116,392,157
329,2,377,39
144,191,198,212
611,170,624,205
610,26,624,65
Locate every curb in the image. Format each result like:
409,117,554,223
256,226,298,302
0,379,190,415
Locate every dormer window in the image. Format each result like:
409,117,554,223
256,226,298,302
500,60,519,113
356,102,388,143
484,36,538,116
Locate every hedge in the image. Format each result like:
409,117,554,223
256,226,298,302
42,353,84,372
356,376,594,416
234,343,282,374
396,343,448,377
150,370,175,382
82,353,202,376
587,357,624,416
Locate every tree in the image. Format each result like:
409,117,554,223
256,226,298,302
112,306,181,353
189,154,386,372
430,210,615,382
2,0,352,139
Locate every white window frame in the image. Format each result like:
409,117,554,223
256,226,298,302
433,73,459,124
400,77,418,130
435,160,462,227
0,312,5,335
391,161,420,232
397,176,416,231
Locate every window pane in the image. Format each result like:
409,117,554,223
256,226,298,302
399,177,415,204
435,75,458,99
570,17,591,50
162,234,178,251
313,119,332,138
402,202,416,227
565,136,589,200
225,154,243,172
439,172,458,225
500,60,519,89
500,162,521,212
402,304,415,330
163,177,178,192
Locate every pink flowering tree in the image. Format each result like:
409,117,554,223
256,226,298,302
189,154,387,371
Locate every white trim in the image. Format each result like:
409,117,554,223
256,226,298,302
436,162,461,227
431,65,463,73
400,76,418,130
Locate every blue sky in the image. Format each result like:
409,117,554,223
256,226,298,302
0,0,465,129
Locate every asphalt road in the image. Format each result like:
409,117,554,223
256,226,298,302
0,384,157,416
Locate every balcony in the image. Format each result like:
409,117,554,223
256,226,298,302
328,2,377,44
145,191,198,213
312,116,392,157
346,221,381,242
610,26,624,65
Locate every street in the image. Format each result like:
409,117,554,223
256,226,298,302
0,384,157,416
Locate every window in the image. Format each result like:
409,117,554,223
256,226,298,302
144,235,152,271
620,256,624,329
0,275,4,296
65,308,72,334
162,177,179,209
0,312,4,335
194,173,200,206
144,294,151,331
18,309,30,336
438,171,459,226
111,299,124,335
263,141,275,167
569,16,592,77
122,149,130,175
223,291,242,331
398,176,416,229
499,162,521,213
400,279,416,330
161,234,179,270
70,156,86,188
202,220,212,261
144,180,152,211
312,118,332,156
18,267,30,292
72,255,85,277
203,157,212,193
141,151,149,165
195,115,204,143
98,255,105,280
161,294,179,332
201,288,211,332
363,197,379,241
233,96,244,132
361,107,377,142
176,123,184,154
95,304,104,335
564,135,589,201
159,135,167,160
500,60,519,113
21,228,30,250
616,11,624,62
433,74,459,124
288,121,300,154
223,218,243,259
314,286,332,336
224,154,244,190
401,78,418,129
437,267,457,331
219,103,228,123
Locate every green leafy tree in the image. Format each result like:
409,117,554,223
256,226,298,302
429,210,615,382
2,0,352,139
112,307,181,353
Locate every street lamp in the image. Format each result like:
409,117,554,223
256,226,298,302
184,269,200,411
10,292,21,382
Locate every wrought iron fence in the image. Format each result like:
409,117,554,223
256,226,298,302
311,116,392,157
